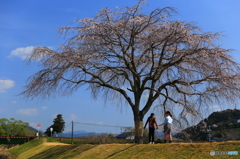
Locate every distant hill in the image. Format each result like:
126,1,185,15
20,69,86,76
174,109,240,141
27,126,38,132
58,130,103,138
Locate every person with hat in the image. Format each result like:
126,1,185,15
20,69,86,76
144,113,158,144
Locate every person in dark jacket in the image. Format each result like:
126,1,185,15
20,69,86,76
144,113,158,144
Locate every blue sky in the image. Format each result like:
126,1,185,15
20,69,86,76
1,0,240,134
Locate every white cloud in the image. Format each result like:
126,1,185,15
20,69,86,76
16,108,38,116
41,106,48,110
0,79,15,93
69,114,78,121
9,46,35,60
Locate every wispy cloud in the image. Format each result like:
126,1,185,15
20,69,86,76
11,101,17,104
16,108,38,116
41,106,48,110
0,79,15,93
69,114,78,121
9,46,35,60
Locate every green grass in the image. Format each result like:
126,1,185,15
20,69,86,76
49,137,128,145
46,137,61,143
52,137,85,144
7,138,240,159
26,144,96,159
8,138,44,156
111,142,239,159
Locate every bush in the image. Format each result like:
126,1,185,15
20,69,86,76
213,130,226,138
0,150,16,159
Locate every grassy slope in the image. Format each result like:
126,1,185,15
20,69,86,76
8,138,44,157
8,139,240,159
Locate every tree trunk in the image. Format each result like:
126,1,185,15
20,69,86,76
133,97,144,144
134,120,144,144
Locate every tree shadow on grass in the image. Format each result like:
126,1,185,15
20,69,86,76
29,144,96,159
104,144,136,159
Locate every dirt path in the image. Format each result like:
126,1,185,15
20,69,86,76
43,142,70,146
42,137,70,145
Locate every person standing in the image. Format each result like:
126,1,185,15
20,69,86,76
163,111,173,143
144,113,158,144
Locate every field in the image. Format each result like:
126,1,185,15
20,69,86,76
2,138,239,159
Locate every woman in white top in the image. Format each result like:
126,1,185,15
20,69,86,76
163,111,173,143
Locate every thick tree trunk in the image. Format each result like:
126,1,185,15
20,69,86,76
133,93,145,144
134,120,144,144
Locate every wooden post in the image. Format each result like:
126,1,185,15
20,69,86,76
71,121,73,144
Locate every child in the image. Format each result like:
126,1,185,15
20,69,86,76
163,111,173,143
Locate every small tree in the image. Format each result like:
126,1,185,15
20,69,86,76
45,114,65,136
52,114,65,135
22,0,240,143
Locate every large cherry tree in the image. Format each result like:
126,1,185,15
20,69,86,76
22,1,240,143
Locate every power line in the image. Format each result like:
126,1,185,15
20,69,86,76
74,121,130,128
65,122,72,129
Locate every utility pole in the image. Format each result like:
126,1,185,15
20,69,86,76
71,121,73,144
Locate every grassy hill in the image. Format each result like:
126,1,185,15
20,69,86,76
4,138,240,159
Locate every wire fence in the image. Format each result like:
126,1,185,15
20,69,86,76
54,121,183,144
56,121,135,144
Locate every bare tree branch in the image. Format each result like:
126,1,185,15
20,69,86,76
21,1,240,143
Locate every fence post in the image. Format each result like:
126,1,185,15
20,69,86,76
71,121,74,144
